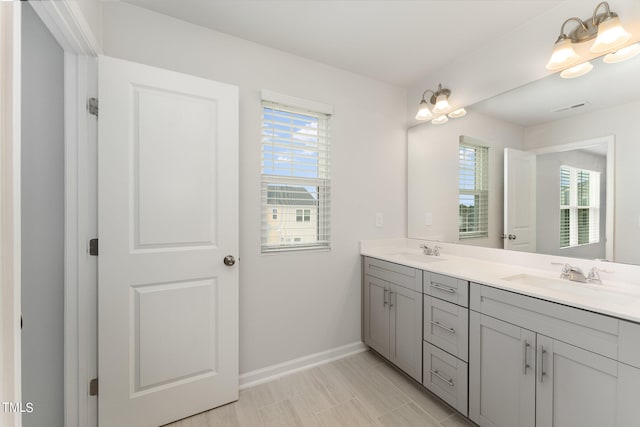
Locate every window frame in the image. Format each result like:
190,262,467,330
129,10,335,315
260,95,332,253
559,165,600,248
458,141,489,240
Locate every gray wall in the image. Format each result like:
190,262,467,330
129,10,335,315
21,4,65,427
536,150,606,260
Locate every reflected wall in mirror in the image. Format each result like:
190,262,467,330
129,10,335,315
408,51,640,265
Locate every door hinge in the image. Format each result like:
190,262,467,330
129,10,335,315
89,378,98,396
89,238,98,256
87,97,98,117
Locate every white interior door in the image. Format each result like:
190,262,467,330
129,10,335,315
98,56,239,427
504,148,536,252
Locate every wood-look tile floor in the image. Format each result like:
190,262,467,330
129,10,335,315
165,350,476,427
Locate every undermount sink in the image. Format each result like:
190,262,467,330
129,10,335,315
390,252,445,264
501,273,636,305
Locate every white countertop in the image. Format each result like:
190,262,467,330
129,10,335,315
361,242,640,324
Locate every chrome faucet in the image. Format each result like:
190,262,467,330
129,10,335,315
420,244,441,256
551,262,586,283
568,266,586,283
419,244,433,255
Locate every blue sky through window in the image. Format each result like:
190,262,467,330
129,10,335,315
262,107,321,179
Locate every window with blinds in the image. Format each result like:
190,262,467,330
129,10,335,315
261,100,331,252
459,142,489,239
560,165,600,248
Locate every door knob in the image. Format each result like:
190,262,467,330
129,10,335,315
508,234,517,240
223,255,236,266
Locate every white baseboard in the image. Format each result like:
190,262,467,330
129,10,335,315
239,341,368,389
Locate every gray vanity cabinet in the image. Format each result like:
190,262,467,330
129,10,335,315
535,335,630,427
363,257,422,382
469,312,535,427
470,283,640,427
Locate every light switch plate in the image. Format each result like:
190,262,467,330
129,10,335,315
425,212,433,226
376,213,384,227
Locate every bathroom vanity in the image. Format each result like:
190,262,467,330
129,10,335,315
361,240,640,427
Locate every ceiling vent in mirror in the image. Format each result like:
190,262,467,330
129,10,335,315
551,101,591,113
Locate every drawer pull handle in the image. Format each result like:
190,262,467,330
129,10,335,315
431,321,455,334
430,369,454,387
430,283,456,294
383,288,388,307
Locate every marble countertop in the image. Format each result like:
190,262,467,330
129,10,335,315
361,243,640,324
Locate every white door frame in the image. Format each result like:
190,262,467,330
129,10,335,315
29,2,100,427
1,3,22,427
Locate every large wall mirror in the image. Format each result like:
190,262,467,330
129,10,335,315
408,52,640,265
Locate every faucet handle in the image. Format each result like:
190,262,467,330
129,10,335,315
587,266,614,285
587,267,601,284
433,245,441,256
551,262,572,278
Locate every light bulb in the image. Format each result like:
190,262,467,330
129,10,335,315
448,108,467,118
560,61,593,79
415,100,433,121
546,37,581,71
432,94,450,114
431,115,449,125
591,15,631,53
603,43,640,63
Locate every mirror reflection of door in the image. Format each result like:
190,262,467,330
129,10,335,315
503,140,612,261
504,148,536,252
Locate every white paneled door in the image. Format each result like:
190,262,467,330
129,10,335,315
98,56,239,427
504,148,536,252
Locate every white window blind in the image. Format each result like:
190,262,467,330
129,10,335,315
459,142,489,239
560,165,600,248
261,100,331,252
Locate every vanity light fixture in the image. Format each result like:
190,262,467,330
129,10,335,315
416,84,466,124
546,1,631,71
603,42,640,63
560,61,594,78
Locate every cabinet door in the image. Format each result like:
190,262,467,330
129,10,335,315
469,312,535,427
389,283,422,381
364,275,389,358
536,335,621,427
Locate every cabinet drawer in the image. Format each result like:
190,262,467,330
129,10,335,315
424,272,469,307
364,257,422,292
423,342,468,416
471,283,619,360
424,296,469,361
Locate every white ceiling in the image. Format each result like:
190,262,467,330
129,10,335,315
120,0,566,88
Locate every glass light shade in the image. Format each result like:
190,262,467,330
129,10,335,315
432,94,451,114
448,108,467,118
546,37,580,71
603,43,640,63
591,16,631,53
415,100,433,121
431,115,448,125
560,61,593,79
